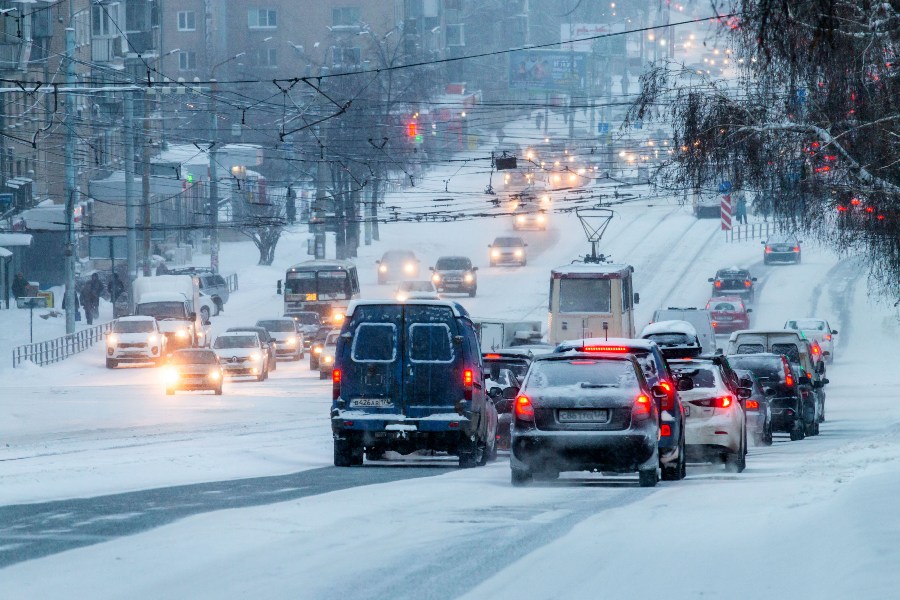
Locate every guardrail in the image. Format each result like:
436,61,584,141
11,321,113,368
225,273,239,293
725,221,786,243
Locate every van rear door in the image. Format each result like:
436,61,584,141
402,304,463,418
342,304,403,412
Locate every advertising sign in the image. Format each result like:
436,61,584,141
561,23,627,54
508,50,588,92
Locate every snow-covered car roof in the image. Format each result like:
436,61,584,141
551,263,633,278
116,315,157,322
346,299,468,318
136,292,189,304
641,320,698,337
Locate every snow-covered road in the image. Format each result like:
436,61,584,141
2,133,899,597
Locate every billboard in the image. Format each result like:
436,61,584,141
561,23,628,54
508,50,588,91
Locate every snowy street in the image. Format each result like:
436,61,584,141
2,191,899,598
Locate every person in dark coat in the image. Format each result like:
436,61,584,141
85,273,104,322
12,272,28,298
80,282,95,325
109,273,124,303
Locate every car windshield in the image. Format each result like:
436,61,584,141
680,367,717,388
728,356,784,383
526,359,639,390
717,271,748,279
170,351,217,365
644,333,693,347
771,343,801,363
113,319,155,333
786,319,825,330
257,320,295,332
214,335,257,349
494,238,523,247
135,302,186,319
382,251,414,262
710,302,739,311
485,359,530,384
325,332,340,346
768,235,797,244
435,257,471,270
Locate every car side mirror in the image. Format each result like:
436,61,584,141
203,318,211,326
488,386,503,399
799,375,811,385
676,377,694,391
751,277,758,281
502,386,519,400
822,378,829,385
831,330,838,335
740,377,753,388
375,260,381,265
764,387,776,396
737,387,752,400
760,240,766,245
276,279,282,295
822,351,830,357
746,308,753,313
633,292,640,304
340,331,353,339
650,384,668,400
472,266,478,271
428,266,434,271
188,312,197,321
707,277,714,282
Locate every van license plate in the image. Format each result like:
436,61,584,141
350,398,392,408
558,409,608,423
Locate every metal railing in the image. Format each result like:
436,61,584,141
225,273,239,293
12,321,114,368
725,220,786,243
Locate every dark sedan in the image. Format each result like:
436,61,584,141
510,354,665,487
762,234,802,264
709,267,757,301
430,256,478,297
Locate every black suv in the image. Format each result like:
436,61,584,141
709,267,757,301
430,256,478,297
728,353,807,441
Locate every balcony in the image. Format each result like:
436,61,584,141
91,37,121,63
0,42,30,72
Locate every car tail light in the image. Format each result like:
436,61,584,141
765,247,773,253
782,358,794,387
633,394,651,416
711,321,718,328
811,344,821,356
714,280,722,288
658,381,674,411
746,400,759,410
744,280,752,287
514,395,534,421
660,424,671,437
824,334,832,341
484,354,501,360
792,246,800,252
582,345,629,352
691,396,734,409
463,368,473,400
332,369,342,400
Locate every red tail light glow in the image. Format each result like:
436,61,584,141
718,395,733,408
746,400,759,410
515,395,535,420
634,394,651,416
660,424,671,437
744,280,752,287
582,345,629,352
484,354,501,360
332,369,342,400
792,246,800,252
658,382,674,411
463,368,474,400
786,374,794,387
824,334,832,341
765,247,773,253
811,344,821,355
714,280,722,288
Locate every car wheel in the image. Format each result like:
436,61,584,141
365,448,385,462
214,385,222,396
213,298,222,316
310,358,319,370
478,435,496,466
165,387,174,396
764,421,774,446
468,288,476,298
790,420,805,441
334,439,353,467
106,358,117,369
511,467,532,486
638,466,659,487
662,443,685,481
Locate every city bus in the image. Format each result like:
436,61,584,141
279,260,360,326
548,263,638,344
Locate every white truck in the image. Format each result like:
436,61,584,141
132,275,212,351
473,318,543,352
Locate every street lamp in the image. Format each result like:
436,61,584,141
207,52,244,273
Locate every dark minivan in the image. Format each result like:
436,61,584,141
331,300,498,468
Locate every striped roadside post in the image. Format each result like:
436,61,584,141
721,194,733,230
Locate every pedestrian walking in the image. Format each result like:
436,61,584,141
85,273,103,322
80,283,95,325
109,273,124,303
12,272,28,299
735,194,748,225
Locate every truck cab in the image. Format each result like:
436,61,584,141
132,275,210,350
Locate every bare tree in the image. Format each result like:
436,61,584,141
236,186,286,266
628,0,899,299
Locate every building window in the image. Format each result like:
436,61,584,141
445,23,464,46
91,5,112,37
443,0,462,9
178,51,196,70
126,1,149,32
255,47,277,68
332,7,360,27
333,47,360,65
248,8,277,28
177,11,196,31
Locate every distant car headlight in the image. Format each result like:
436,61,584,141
249,352,261,362
432,273,441,283
404,262,415,274
286,336,298,347
107,334,118,346
313,346,323,355
147,334,158,345
514,249,524,258
379,264,388,273
464,273,474,283
517,215,526,223
162,366,179,384
323,355,334,364
332,312,345,324
176,329,189,339
396,293,408,301
209,369,221,381
491,249,500,258
537,214,546,223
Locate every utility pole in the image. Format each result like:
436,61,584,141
141,90,152,275
63,27,76,334
124,92,137,284
208,82,219,273
314,127,327,259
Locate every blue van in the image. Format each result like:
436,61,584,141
331,299,498,468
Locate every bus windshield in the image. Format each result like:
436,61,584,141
559,278,611,313
285,270,351,300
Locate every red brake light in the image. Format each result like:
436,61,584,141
515,395,535,420
718,395,733,408
463,369,473,386
582,345,629,352
785,374,794,387
746,400,759,410
660,424,671,437
634,394,651,416
811,345,821,355
714,281,722,288
744,280,751,287
711,321,718,328
332,369,342,400
824,334,832,341
792,246,800,252
765,247,773,253
484,354,501,360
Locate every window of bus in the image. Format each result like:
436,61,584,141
285,272,316,298
317,271,351,300
559,278,611,313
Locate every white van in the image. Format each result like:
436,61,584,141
650,308,717,355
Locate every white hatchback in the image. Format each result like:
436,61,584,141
671,360,747,472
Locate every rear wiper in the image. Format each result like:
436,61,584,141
580,382,614,389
